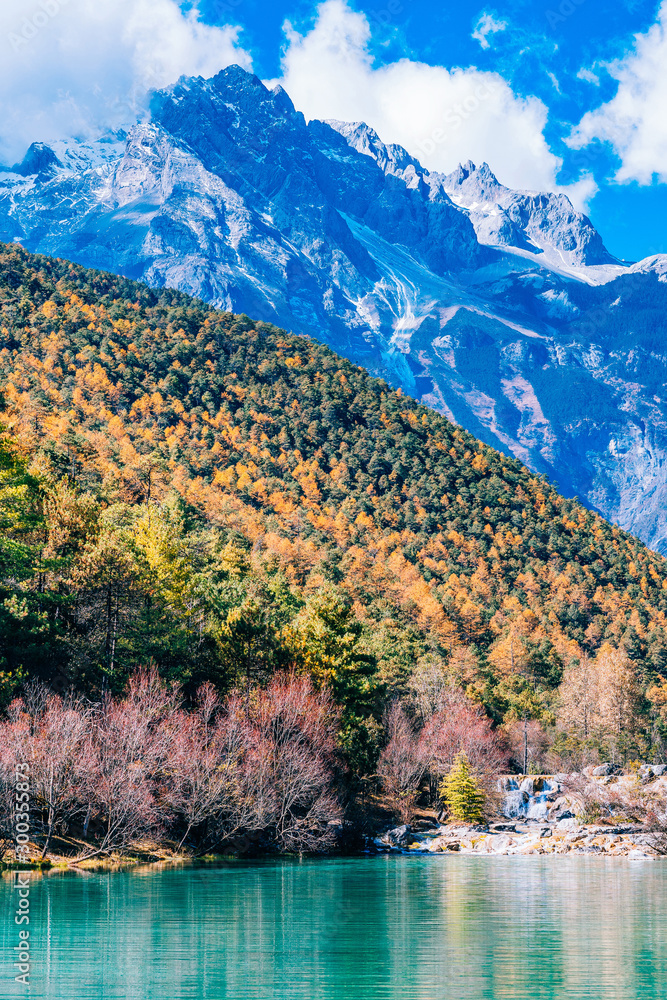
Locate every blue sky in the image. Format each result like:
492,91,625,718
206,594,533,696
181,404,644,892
189,0,667,261
1,0,665,261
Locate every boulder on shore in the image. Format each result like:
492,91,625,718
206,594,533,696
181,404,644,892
380,825,413,848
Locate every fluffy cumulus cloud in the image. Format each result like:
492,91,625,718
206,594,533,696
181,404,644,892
0,0,251,163
571,2,667,183
276,0,593,204
471,12,507,50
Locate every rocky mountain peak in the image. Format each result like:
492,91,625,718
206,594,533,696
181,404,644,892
270,84,298,116
11,142,62,179
441,160,504,200
150,65,304,148
438,158,615,267
327,124,613,269
324,119,424,178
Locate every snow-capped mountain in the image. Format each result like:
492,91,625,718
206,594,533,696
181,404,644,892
440,160,617,268
325,123,628,284
2,65,667,553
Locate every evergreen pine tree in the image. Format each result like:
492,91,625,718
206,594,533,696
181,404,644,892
440,750,486,823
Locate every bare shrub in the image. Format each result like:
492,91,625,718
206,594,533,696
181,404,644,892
644,808,667,855
559,774,629,824
419,691,509,795
407,655,452,720
0,686,92,858
408,649,479,720
75,667,179,860
377,703,426,823
246,674,342,852
162,683,245,851
165,687,269,855
0,669,342,860
377,692,509,822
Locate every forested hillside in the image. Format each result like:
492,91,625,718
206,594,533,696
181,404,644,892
1,242,667,772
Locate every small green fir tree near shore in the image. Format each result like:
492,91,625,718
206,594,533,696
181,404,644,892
440,751,486,823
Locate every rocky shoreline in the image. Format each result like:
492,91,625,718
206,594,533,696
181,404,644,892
373,821,663,859
372,766,667,860
3,823,664,869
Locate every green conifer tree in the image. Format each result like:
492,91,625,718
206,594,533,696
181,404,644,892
440,750,486,823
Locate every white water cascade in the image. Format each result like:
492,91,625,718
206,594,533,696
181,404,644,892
501,777,560,821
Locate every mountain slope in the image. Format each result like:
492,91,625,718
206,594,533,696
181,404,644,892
1,67,667,553
2,244,667,740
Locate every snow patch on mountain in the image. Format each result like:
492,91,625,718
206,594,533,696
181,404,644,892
629,254,667,281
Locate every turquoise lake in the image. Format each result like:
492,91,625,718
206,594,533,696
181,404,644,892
2,856,666,999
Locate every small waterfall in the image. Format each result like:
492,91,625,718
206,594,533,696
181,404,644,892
502,779,528,818
500,777,559,821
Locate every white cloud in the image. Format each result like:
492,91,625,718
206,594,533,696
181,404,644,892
276,0,591,204
0,0,251,163
561,174,598,212
471,12,508,50
570,2,667,183
576,67,600,86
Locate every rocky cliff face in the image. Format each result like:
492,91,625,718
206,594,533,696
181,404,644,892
439,159,617,268
1,65,667,552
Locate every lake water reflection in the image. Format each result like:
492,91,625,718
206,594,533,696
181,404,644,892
2,855,666,999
